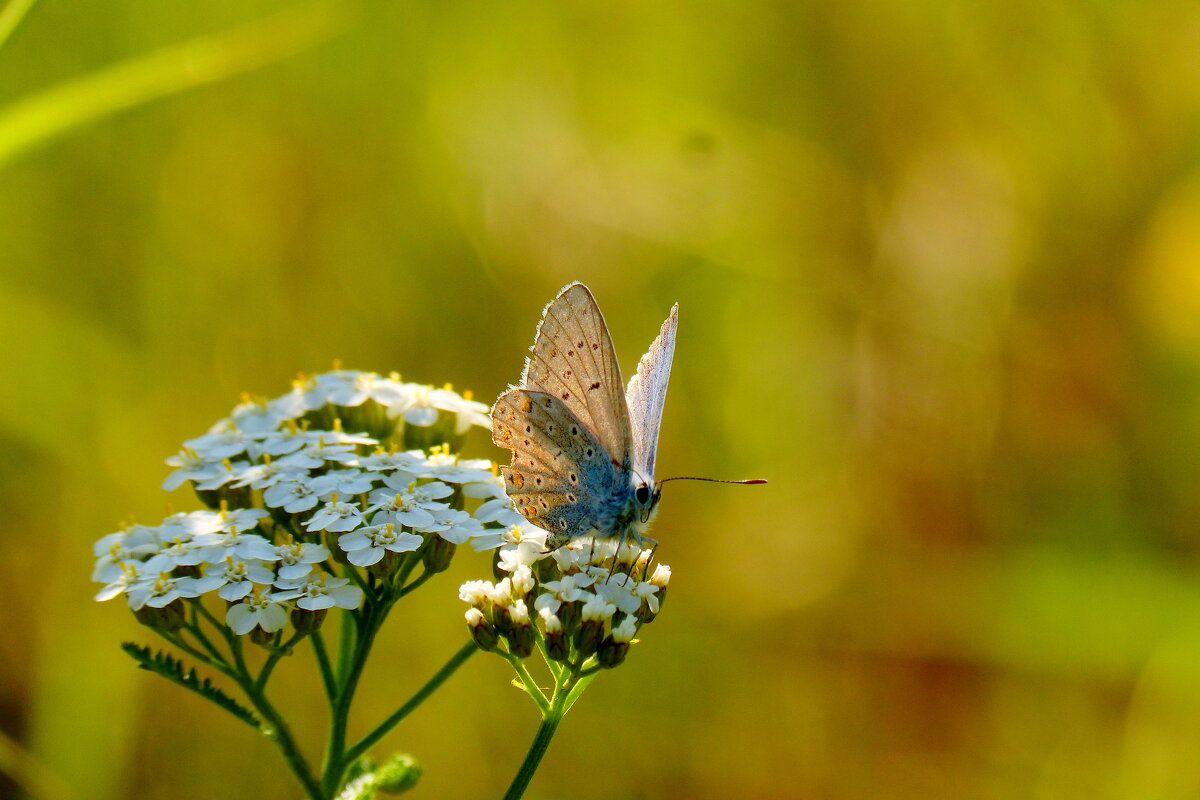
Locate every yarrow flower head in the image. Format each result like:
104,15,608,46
459,536,669,671
93,368,512,641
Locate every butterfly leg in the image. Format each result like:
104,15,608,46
635,536,659,582
604,527,632,582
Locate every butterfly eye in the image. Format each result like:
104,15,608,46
636,484,650,504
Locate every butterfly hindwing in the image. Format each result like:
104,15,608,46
520,282,634,473
626,303,678,480
491,388,622,547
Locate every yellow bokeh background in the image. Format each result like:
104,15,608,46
4,0,1200,797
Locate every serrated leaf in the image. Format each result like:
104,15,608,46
120,642,260,729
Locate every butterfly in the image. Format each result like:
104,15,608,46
491,282,762,552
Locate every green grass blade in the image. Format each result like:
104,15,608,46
0,0,38,53
0,0,351,171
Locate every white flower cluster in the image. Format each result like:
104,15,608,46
460,530,672,669
93,369,515,637
162,369,490,493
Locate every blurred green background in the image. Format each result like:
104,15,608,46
3,0,1200,797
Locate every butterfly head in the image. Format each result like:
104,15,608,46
634,480,663,525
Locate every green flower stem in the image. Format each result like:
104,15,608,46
311,631,337,698
183,606,324,798
186,603,232,664
161,630,234,679
237,673,323,800
502,713,562,800
398,569,434,597
342,641,478,766
394,548,424,588
335,611,358,687
502,669,586,800
320,609,383,795
561,670,598,715
341,558,374,597
508,658,550,714
255,630,308,691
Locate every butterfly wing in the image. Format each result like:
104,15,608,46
625,303,678,480
520,282,633,472
491,388,624,547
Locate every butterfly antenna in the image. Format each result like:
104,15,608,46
657,476,768,485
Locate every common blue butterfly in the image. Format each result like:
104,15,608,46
491,282,762,551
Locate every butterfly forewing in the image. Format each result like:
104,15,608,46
625,303,678,480
491,388,621,547
520,282,633,472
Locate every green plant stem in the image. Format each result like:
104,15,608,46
502,713,562,800
335,611,358,687
311,631,337,697
502,656,604,800
343,641,478,766
183,603,323,798
237,675,323,800
256,630,308,691
502,677,576,800
183,610,229,665
561,669,599,715
161,631,234,678
320,609,382,795
398,569,434,597
508,658,550,714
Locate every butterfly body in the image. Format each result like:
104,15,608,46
492,283,676,550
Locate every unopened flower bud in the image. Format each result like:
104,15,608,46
249,625,275,647
540,611,569,662
422,536,456,573
134,599,186,633
506,623,535,659
504,600,534,657
596,636,629,669
290,607,327,634
368,550,401,579
574,619,604,659
556,600,582,634
376,752,422,793
465,608,499,651
492,604,514,636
